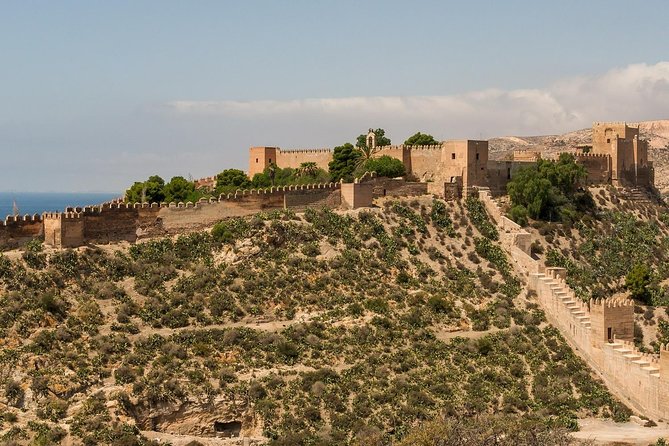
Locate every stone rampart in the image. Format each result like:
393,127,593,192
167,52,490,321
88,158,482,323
364,177,429,198
477,189,669,421
264,144,442,181
570,152,612,184
274,148,334,172
0,215,44,249
33,183,343,248
512,150,541,162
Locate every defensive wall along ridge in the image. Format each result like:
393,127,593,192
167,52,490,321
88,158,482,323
476,187,669,421
0,176,432,249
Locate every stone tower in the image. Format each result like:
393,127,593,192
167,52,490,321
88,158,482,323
366,129,376,149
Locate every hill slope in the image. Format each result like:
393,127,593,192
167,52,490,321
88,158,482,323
0,197,625,445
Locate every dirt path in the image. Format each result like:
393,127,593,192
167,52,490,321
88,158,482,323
125,311,324,340
434,326,504,341
572,418,669,445
142,430,264,445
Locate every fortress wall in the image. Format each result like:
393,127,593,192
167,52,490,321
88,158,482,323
43,213,85,248
157,191,286,232
600,340,662,415
572,153,611,184
0,215,44,248
82,205,139,244
408,145,443,181
275,149,333,171
367,178,429,198
39,183,345,247
155,183,341,232
486,161,514,195
512,150,541,162
528,260,668,419
477,189,503,223
284,185,341,210
478,188,539,275
375,145,410,167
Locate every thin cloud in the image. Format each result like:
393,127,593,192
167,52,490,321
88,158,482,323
164,61,669,137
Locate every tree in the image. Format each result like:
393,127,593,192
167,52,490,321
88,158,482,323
216,169,251,190
360,155,406,178
251,172,272,189
125,175,166,203
251,163,329,188
163,176,196,203
506,153,589,223
625,264,652,304
296,162,319,177
404,132,439,145
329,143,361,182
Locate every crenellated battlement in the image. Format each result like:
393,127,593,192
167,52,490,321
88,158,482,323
512,149,541,159
590,296,634,308
378,144,442,151
270,144,444,157
277,148,333,154
571,152,611,159
2,214,43,225
593,121,636,127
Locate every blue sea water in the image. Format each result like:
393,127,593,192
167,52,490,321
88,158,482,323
0,192,120,218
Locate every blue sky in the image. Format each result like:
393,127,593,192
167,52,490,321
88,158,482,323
1,0,668,192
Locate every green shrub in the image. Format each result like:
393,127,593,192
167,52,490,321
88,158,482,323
465,197,498,240
508,205,529,227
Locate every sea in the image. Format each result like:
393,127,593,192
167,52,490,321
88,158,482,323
0,192,121,218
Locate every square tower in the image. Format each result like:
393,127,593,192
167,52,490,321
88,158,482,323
591,122,650,186
249,147,278,177
589,298,634,346
440,140,488,190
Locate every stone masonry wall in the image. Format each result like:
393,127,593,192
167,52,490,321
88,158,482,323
275,149,333,172
0,215,43,249
476,186,669,421
365,177,429,198
39,183,342,248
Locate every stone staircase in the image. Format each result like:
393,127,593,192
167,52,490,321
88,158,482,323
533,271,592,330
606,340,661,378
619,187,651,203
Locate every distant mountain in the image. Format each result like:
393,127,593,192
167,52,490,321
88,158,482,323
489,120,669,194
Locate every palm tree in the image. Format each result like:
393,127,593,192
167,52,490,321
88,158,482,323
355,144,378,170
267,163,277,186
297,162,319,178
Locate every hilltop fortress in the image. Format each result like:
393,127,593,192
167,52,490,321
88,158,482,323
0,122,653,250
251,123,652,192
0,121,667,422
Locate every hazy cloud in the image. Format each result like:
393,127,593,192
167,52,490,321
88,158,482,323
165,61,669,138
3,61,669,192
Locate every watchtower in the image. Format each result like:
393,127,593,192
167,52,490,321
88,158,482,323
249,147,278,177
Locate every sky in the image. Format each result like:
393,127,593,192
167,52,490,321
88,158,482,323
1,0,669,192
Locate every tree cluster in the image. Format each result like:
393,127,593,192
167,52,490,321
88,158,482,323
250,163,329,188
125,175,200,204
506,154,593,225
404,132,439,146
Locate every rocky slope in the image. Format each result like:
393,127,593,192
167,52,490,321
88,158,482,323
489,120,669,195
0,197,625,446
